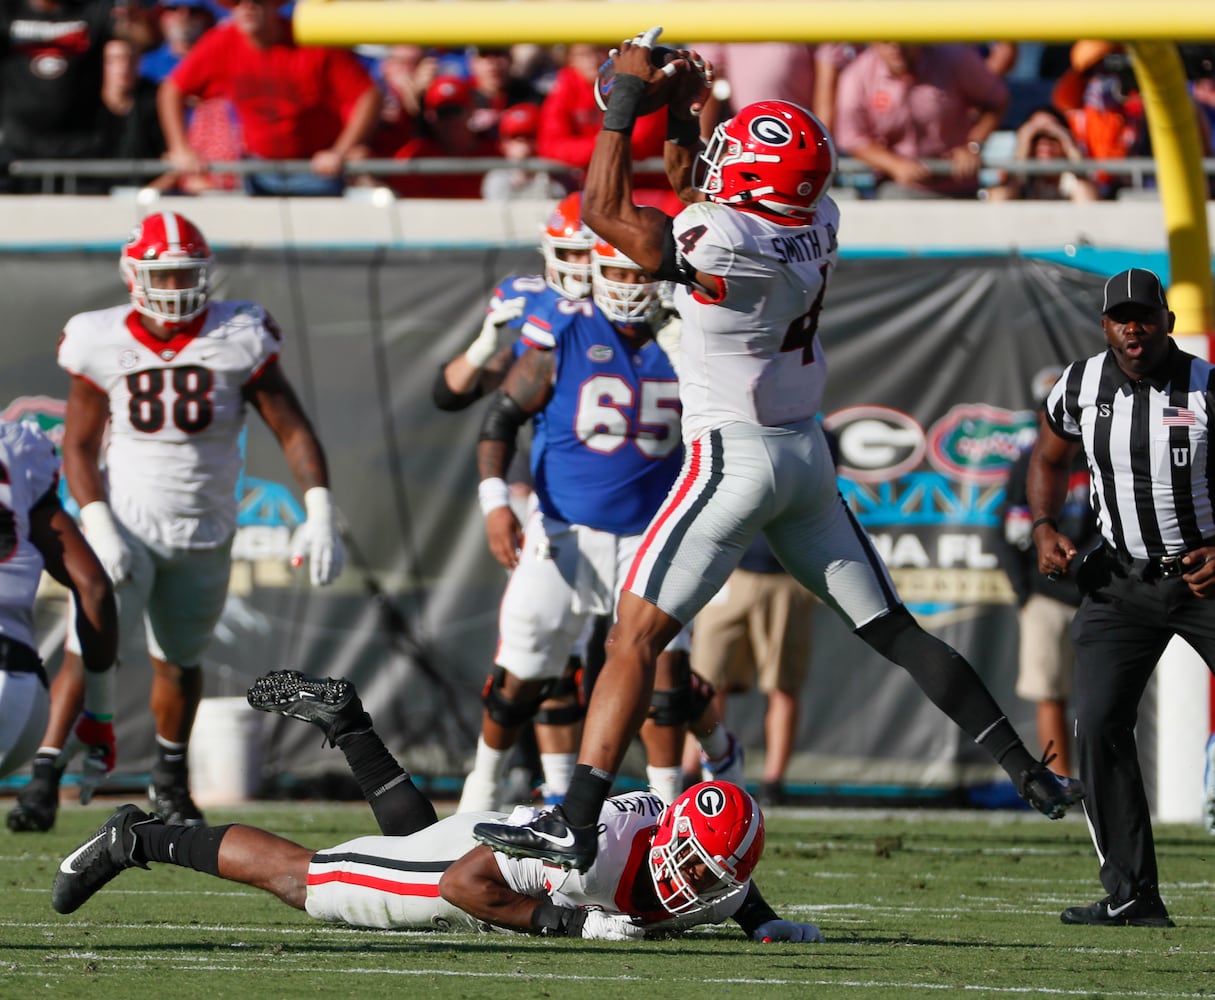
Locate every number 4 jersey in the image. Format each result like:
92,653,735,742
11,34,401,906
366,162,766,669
57,301,281,549
670,196,840,439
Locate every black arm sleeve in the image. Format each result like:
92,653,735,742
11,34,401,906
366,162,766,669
431,365,484,412
650,218,698,286
478,391,531,445
730,882,779,937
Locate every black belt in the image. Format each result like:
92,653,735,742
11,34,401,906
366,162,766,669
1106,546,1187,581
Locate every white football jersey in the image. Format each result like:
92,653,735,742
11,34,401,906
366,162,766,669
495,790,746,930
671,197,841,440
57,302,281,548
0,420,61,651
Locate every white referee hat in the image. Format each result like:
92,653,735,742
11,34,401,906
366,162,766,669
1102,268,1169,313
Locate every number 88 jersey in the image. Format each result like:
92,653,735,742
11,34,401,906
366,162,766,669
57,300,281,548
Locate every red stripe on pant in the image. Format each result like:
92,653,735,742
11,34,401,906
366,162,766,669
623,437,705,594
307,870,441,897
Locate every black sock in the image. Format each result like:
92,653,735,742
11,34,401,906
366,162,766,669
560,765,613,827
136,822,232,875
858,608,1038,780
30,754,63,785
330,707,373,745
336,729,436,836
976,717,1038,781
153,743,189,786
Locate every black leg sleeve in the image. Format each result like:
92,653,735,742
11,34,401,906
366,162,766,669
856,607,1036,778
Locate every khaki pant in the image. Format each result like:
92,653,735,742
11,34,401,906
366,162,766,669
692,569,816,695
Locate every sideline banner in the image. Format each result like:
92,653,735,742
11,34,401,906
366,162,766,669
0,248,1106,795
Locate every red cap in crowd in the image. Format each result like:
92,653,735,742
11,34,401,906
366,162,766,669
425,76,474,111
498,103,540,139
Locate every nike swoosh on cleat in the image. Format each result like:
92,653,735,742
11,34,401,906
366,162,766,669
528,827,576,849
59,832,106,875
1107,899,1137,918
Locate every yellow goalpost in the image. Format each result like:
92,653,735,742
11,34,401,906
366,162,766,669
293,0,1214,332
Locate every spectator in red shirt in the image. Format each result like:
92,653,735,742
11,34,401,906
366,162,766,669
157,0,381,196
388,75,499,198
536,42,666,189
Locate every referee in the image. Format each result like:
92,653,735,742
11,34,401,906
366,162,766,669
1028,267,1215,928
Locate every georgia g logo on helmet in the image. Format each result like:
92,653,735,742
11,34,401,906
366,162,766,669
748,115,794,148
694,783,728,816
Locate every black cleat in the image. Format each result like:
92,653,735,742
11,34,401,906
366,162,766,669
1017,765,1085,819
52,804,154,914
1061,893,1175,927
246,670,371,746
473,805,598,871
1016,742,1085,819
6,765,62,833
149,766,205,827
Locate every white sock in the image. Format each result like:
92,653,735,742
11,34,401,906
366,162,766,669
647,765,683,805
457,737,510,812
539,752,576,803
698,723,730,761
82,668,115,719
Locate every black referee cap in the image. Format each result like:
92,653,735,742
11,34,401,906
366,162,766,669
1102,268,1169,313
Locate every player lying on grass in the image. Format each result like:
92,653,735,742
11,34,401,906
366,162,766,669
51,670,823,943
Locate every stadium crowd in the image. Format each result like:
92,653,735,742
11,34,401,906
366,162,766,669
2,2,1214,198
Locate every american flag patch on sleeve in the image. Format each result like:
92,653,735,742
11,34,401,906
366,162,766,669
1162,407,1197,426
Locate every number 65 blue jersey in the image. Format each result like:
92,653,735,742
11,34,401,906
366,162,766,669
522,297,682,535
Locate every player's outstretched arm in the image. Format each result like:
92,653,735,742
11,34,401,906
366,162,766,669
663,46,713,205
582,37,680,275
439,845,642,939
729,882,825,943
439,845,547,933
437,295,529,407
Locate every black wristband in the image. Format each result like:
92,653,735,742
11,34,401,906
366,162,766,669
1031,517,1058,533
602,74,647,133
731,883,779,937
666,114,700,147
530,900,585,937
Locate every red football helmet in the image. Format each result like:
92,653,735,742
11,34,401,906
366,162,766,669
648,781,765,915
693,100,836,223
591,238,662,326
540,193,594,299
120,211,213,324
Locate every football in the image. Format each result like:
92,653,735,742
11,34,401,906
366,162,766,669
594,45,679,116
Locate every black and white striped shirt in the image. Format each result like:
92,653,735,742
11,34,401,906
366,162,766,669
1044,341,1215,560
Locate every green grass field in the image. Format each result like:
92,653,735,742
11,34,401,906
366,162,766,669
2,799,1213,1000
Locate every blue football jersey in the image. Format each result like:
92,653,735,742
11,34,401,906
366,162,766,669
525,297,683,535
